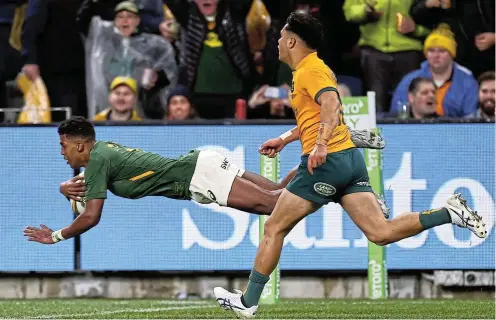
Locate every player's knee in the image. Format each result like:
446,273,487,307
366,228,393,246
263,217,287,238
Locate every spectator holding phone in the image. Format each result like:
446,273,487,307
247,84,293,119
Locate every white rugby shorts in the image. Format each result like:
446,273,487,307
189,150,245,206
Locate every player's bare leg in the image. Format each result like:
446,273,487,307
226,177,281,215
341,192,487,246
252,189,318,274
215,190,319,318
241,166,298,191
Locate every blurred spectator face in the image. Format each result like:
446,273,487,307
115,11,140,37
408,81,436,118
479,79,495,116
426,48,452,73
109,85,136,113
337,84,352,98
270,99,286,117
169,95,192,120
195,0,218,16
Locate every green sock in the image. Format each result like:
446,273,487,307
242,269,270,307
419,207,452,229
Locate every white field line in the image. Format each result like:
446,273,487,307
20,304,216,319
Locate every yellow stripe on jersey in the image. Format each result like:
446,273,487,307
129,171,155,181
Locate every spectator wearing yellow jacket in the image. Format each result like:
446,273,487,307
343,0,431,113
93,76,142,122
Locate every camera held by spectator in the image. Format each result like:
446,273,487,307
248,85,293,119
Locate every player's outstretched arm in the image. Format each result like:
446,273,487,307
259,126,299,158
23,199,104,244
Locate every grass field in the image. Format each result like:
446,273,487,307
0,299,494,319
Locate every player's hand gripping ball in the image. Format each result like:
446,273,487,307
69,172,86,215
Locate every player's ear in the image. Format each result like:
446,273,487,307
287,37,296,50
77,142,84,153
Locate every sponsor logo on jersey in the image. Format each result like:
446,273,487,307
220,158,230,170
356,181,370,187
313,182,336,196
207,190,217,201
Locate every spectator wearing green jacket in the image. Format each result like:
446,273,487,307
343,0,430,114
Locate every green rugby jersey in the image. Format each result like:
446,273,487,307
84,141,199,201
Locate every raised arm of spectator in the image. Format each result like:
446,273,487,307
139,0,165,33
76,0,100,36
152,38,178,88
410,0,447,29
163,0,189,26
21,0,46,67
410,20,431,40
343,0,381,24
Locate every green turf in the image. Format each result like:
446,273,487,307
0,299,493,319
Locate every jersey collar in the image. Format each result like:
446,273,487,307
295,52,318,71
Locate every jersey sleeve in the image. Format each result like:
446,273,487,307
300,68,338,104
84,154,111,200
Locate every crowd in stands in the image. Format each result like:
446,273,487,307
0,0,494,124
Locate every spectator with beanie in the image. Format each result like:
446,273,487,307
343,0,430,113
164,85,198,120
77,0,165,34
391,24,477,118
93,76,142,121
163,0,259,119
410,0,495,78
79,1,177,118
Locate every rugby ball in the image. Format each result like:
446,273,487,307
69,172,86,215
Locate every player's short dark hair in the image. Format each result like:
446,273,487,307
408,77,435,94
285,12,323,50
58,116,96,140
478,71,495,86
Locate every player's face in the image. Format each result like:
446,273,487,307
278,26,298,64
278,26,290,63
59,135,85,169
168,95,191,120
109,85,136,113
115,10,140,37
479,79,495,116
